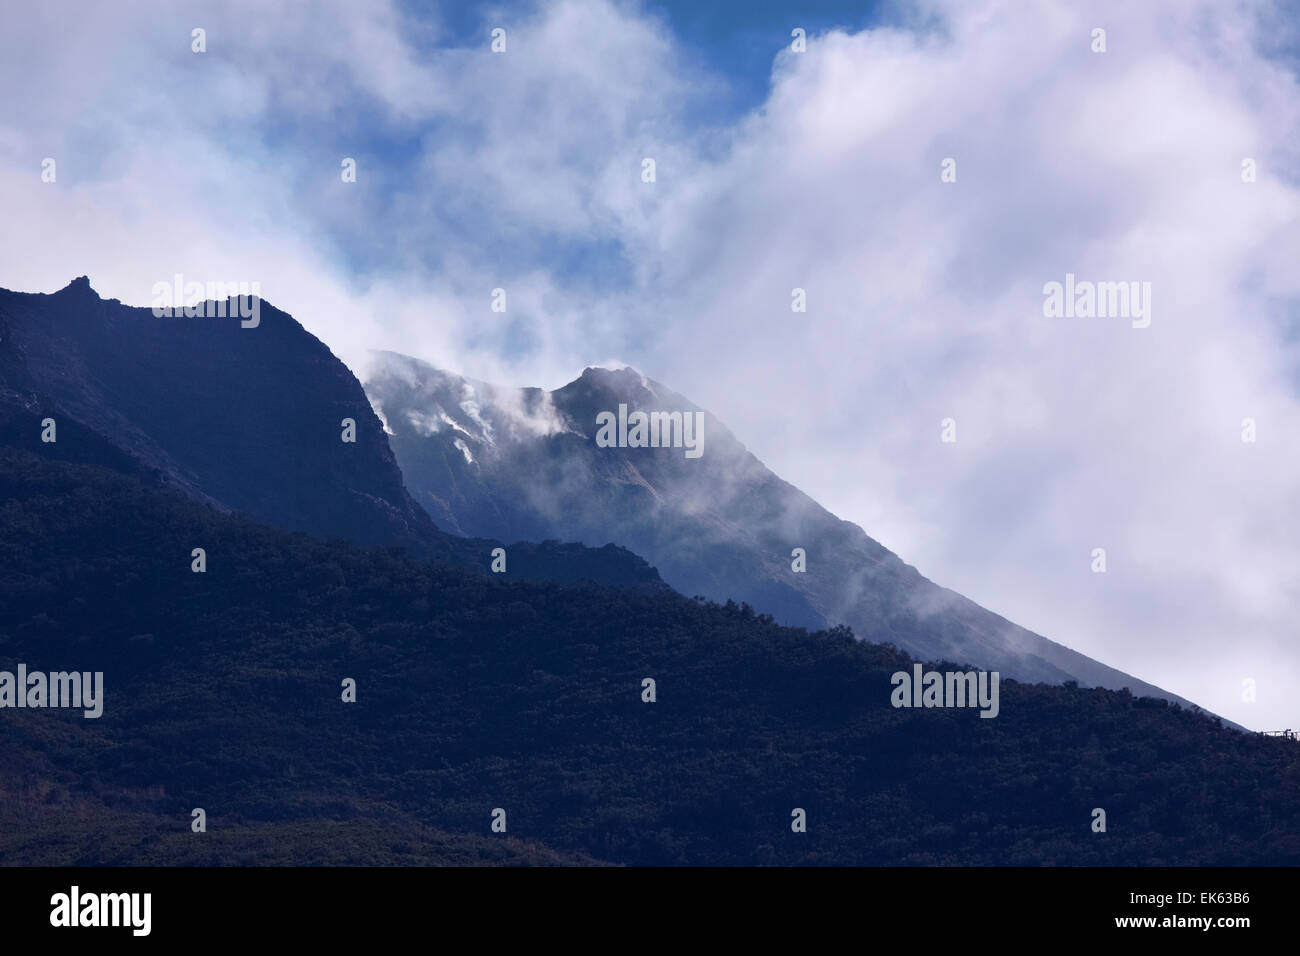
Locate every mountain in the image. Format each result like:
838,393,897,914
365,352,1213,715
0,278,662,590
3,450,1296,866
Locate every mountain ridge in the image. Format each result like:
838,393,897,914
365,350,1234,726
0,278,665,592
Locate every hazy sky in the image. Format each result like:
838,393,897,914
2,0,1298,730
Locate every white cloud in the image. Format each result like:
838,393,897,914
638,0,1300,731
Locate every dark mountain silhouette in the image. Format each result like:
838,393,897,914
366,353,1223,720
0,278,663,591
2,450,1296,866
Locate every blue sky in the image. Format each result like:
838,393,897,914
2,0,1299,730
641,0,889,113
401,0,891,116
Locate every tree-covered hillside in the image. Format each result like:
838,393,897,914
1,450,1297,865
